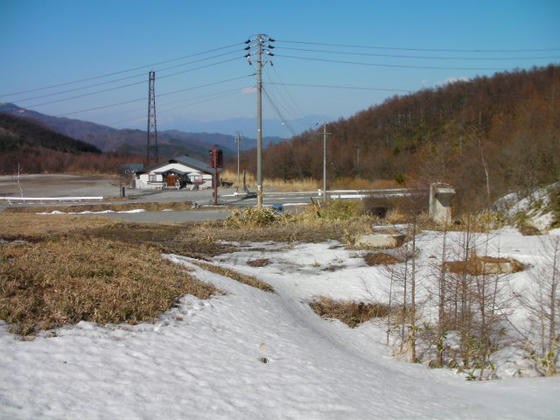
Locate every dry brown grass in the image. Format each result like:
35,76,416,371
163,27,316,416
3,200,194,214
0,238,218,335
220,169,318,191
220,170,401,192
364,252,403,266
309,296,392,328
443,254,525,276
247,259,271,267
330,178,399,190
190,260,274,293
0,213,120,241
88,221,237,258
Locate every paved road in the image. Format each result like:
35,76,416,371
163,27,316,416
3,174,406,223
0,174,315,222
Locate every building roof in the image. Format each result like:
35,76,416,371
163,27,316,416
137,154,222,175
169,155,215,174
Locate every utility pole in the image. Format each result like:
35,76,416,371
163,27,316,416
322,123,330,203
146,71,158,166
256,34,263,208
234,131,242,187
245,34,274,209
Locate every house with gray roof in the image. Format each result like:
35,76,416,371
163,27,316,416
133,154,221,190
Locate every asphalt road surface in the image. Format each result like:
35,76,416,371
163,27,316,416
0,175,316,223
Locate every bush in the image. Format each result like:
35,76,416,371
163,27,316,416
224,207,290,229
319,200,363,220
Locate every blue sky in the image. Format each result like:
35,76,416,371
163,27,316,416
1,0,559,135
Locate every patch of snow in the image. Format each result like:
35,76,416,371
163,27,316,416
1,230,560,418
37,209,146,215
494,183,558,230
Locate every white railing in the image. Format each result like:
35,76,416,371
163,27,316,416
0,196,103,201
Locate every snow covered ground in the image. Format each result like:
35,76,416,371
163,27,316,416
1,229,560,419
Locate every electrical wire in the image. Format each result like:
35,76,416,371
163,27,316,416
266,81,412,93
105,87,244,126
274,54,508,71
270,66,306,116
277,46,560,61
0,42,245,97
58,74,252,117
276,39,560,53
10,49,243,103
262,86,297,136
263,70,301,121
25,56,242,108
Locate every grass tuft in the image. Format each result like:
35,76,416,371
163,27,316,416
190,260,275,293
443,254,525,276
364,252,403,266
247,259,271,267
309,296,392,328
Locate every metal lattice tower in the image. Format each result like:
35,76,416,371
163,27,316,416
146,71,158,165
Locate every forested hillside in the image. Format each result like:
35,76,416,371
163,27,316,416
0,113,133,174
240,65,560,210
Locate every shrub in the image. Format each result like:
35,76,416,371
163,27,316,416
319,200,363,220
224,207,290,229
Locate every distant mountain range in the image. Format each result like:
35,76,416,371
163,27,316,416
0,103,293,160
0,113,101,155
157,115,332,138
0,112,106,174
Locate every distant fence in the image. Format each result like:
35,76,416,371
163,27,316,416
259,188,428,200
0,196,104,202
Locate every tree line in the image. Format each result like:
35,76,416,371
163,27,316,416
236,65,560,211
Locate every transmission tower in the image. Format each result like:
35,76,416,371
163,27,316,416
146,71,158,165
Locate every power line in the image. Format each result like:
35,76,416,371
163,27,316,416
9,49,243,103
266,81,411,93
269,65,306,117
277,46,560,61
262,86,297,136
263,70,302,120
57,74,252,117
267,81,560,100
274,54,509,71
106,88,243,126
0,42,245,97
25,56,242,108
276,39,560,53
27,80,146,108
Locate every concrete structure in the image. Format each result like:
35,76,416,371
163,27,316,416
354,233,406,249
134,155,220,190
429,183,455,224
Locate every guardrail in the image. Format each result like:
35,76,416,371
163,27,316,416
0,196,104,201
229,188,427,200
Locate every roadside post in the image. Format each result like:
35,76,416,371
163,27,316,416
209,146,223,205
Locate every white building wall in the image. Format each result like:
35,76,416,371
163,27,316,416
135,173,164,190
134,162,215,190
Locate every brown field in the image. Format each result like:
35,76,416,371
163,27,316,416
3,201,194,214
0,202,406,336
0,238,218,335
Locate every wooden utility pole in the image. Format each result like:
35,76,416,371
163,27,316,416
234,132,242,187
